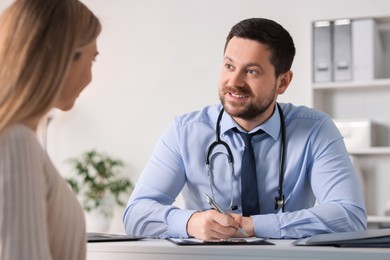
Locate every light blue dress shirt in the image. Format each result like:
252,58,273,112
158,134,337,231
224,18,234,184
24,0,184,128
123,103,367,239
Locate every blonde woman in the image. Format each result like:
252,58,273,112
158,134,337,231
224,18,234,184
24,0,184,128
0,0,101,259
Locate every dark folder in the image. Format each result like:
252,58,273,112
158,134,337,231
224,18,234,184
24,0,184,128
87,232,145,242
167,237,274,246
294,228,390,248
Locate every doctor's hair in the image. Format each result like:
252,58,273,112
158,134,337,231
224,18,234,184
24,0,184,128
0,0,101,133
224,17,296,77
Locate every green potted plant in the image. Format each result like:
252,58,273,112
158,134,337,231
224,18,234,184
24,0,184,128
65,150,133,219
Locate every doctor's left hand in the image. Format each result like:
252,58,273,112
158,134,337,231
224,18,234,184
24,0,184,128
186,210,241,240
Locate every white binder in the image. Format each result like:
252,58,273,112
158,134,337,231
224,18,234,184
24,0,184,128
313,20,333,82
352,18,384,81
333,19,352,81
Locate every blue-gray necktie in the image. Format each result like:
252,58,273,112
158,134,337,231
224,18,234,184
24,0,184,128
239,130,263,216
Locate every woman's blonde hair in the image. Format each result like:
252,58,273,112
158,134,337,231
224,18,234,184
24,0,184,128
0,0,101,133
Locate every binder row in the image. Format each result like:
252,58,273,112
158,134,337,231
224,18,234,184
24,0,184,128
313,18,384,82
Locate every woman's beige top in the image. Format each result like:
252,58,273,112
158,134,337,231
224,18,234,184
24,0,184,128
0,124,86,260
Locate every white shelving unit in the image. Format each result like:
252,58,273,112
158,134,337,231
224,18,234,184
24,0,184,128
314,81,390,228
313,78,390,90
348,147,390,155
368,215,390,224
312,17,390,227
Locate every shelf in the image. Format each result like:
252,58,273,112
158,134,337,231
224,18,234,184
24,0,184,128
348,147,390,155
312,16,390,225
377,16,390,31
368,215,390,224
313,78,390,90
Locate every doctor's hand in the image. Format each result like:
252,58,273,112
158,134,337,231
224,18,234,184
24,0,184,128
186,210,246,240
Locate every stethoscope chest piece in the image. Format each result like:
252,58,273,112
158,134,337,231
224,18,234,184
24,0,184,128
274,194,285,212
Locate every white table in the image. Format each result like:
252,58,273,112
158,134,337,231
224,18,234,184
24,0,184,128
87,238,390,260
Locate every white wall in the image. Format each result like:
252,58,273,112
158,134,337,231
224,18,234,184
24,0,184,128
60,0,390,177
2,0,390,233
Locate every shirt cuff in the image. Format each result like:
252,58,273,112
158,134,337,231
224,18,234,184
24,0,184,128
252,213,281,238
167,209,198,238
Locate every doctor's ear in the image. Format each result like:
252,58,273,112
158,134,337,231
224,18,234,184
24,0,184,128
276,70,293,94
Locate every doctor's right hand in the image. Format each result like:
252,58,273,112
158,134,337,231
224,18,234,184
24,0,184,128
186,210,241,240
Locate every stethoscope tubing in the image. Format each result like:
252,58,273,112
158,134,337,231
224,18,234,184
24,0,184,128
205,103,286,213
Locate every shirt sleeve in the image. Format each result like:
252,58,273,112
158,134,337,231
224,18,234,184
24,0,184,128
0,128,52,259
123,122,197,238
251,116,367,238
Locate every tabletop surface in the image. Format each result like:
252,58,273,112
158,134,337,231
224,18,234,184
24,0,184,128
87,238,390,260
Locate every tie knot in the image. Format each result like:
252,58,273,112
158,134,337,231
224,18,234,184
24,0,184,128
240,132,253,146
236,128,264,146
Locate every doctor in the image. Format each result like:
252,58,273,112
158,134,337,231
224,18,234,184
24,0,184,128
123,17,367,240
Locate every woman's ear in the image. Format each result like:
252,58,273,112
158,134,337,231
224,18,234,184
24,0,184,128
276,70,293,94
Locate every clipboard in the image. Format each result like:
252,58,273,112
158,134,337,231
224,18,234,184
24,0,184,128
167,237,274,246
87,232,145,242
294,228,390,248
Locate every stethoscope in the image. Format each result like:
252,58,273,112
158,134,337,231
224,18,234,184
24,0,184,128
205,103,286,213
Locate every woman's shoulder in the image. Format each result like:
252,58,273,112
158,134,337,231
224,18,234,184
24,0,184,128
1,123,37,141
0,123,43,160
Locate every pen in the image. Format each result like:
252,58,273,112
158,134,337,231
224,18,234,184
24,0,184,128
203,193,249,237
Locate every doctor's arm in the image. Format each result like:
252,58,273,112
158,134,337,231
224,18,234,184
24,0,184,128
249,119,367,239
123,123,198,238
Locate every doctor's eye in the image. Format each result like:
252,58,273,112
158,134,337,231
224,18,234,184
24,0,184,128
247,69,259,75
224,63,234,70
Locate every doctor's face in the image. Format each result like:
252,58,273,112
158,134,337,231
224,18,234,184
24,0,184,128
218,37,286,124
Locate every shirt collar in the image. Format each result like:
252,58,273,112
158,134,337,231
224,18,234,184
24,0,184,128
219,103,281,141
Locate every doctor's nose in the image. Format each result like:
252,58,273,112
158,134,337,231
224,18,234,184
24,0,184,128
226,71,245,88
